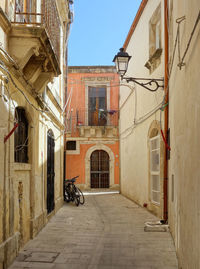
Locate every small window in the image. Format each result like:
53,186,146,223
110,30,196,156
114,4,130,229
146,4,162,73
149,4,161,57
66,141,76,150
14,107,29,163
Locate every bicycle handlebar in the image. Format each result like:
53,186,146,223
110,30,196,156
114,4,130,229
65,175,79,184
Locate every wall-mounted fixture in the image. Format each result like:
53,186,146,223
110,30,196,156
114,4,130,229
113,48,164,92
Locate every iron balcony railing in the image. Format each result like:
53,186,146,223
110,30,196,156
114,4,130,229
66,109,119,135
76,109,119,127
10,0,60,63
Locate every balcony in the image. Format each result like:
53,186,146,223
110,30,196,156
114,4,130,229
6,0,62,93
66,109,119,138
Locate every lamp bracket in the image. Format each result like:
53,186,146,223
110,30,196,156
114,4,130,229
122,76,164,92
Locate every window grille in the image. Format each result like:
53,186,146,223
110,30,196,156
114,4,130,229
150,135,160,204
14,107,29,163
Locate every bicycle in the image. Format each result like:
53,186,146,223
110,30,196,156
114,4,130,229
64,176,85,206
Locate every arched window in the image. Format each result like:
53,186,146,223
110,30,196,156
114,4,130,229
14,107,29,163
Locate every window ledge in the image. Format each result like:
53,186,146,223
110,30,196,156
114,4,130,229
145,48,162,70
14,163,31,171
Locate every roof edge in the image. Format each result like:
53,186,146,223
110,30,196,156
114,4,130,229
68,65,115,68
123,0,148,50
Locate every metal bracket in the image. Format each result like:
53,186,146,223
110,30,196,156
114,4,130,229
121,76,164,92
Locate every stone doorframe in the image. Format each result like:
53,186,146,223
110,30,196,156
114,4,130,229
85,144,115,189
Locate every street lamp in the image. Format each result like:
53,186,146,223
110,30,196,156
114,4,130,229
113,48,164,92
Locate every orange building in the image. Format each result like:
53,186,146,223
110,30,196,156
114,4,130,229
65,66,120,190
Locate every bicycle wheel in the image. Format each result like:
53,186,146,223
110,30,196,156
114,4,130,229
64,187,70,203
74,193,80,206
76,187,85,205
72,187,80,206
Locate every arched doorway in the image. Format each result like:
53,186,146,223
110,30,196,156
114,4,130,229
90,150,109,188
47,129,55,214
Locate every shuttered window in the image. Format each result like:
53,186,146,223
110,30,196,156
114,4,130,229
150,135,160,204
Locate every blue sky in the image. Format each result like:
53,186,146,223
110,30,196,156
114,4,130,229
68,0,142,66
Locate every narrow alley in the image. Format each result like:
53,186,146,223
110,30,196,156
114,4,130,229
9,193,178,269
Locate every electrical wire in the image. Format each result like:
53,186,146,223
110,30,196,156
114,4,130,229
0,62,65,145
0,63,48,113
120,102,163,139
0,43,19,68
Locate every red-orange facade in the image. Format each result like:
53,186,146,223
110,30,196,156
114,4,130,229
65,66,120,189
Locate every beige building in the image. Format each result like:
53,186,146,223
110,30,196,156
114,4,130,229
118,0,200,268
119,0,166,218
0,0,72,267
168,1,200,268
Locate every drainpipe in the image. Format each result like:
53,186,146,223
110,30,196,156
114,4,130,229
163,0,169,221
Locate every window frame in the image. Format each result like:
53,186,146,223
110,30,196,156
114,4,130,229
149,4,161,57
85,81,111,126
66,140,76,151
14,107,29,163
149,135,160,205
88,86,107,126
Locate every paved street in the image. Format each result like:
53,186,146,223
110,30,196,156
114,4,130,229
9,193,178,269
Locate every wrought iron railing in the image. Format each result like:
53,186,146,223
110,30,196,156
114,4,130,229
66,109,119,136
66,109,119,135
9,0,60,63
76,109,119,127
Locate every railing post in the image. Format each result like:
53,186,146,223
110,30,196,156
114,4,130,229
14,0,16,22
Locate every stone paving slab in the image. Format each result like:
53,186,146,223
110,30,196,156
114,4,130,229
8,193,178,269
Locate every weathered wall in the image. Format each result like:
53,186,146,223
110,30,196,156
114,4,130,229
119,0,165,217
168,0,200,268
0,0,68,267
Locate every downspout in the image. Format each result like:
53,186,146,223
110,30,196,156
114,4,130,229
163,0,169,221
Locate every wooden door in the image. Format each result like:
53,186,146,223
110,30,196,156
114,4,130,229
90,150,109,188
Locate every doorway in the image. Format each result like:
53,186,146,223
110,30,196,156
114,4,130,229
90,150,109,188
47,130,55,214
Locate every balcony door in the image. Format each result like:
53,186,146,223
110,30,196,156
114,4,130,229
90,150,109,188
88,86,107,126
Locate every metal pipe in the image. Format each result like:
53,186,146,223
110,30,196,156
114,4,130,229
163,0,169,221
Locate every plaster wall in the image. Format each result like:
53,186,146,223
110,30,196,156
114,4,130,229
168,0,200,268
120,0,165,217
0,1,5,10
66,142,119,189
0,2,67,266
66,68,120,190
0,67,64,268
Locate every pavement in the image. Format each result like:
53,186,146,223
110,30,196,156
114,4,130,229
9,192,178,269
